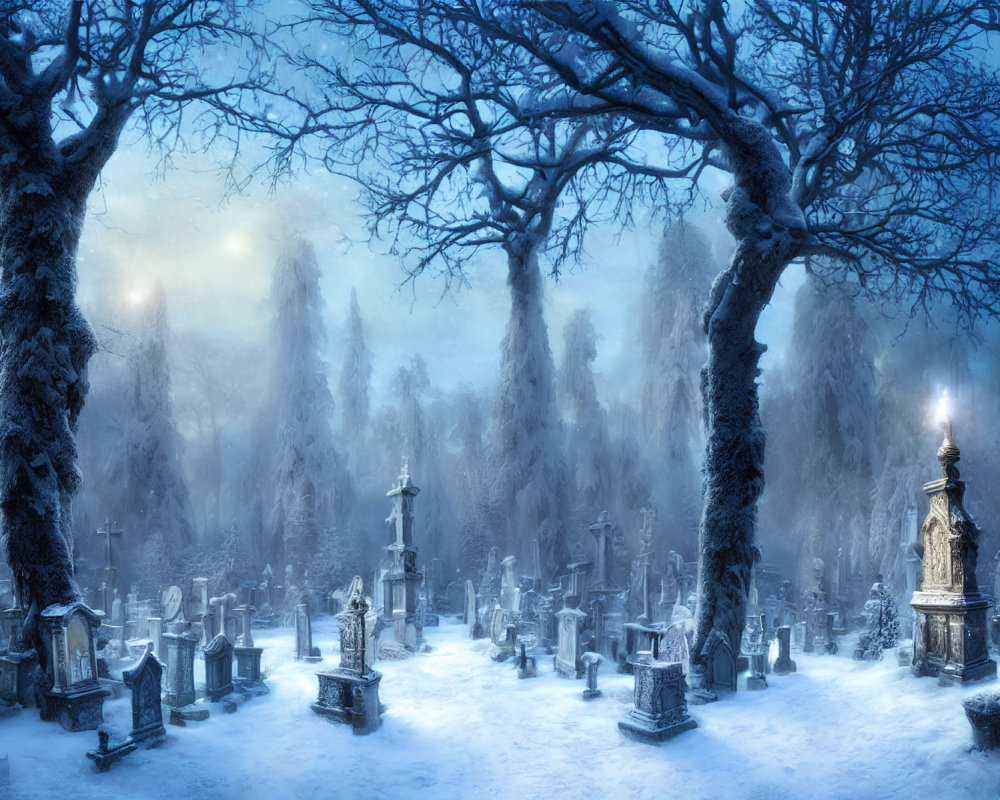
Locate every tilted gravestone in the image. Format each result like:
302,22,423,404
86,643,166,771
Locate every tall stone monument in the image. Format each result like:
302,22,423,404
911,416,996,683
381,461,422,652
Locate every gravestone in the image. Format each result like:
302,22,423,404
619,657,697,743
0,649,36,708
38,602,108,731
500,556,518,612
295,603,322,662
694,629,736,701
86,644,167,772
234,604,263,684
772,626,796,675
162,631,198,708
659,623,690,676
146,617,164,659
123,643,166,745
555,607,587,678
464,580,476,627
312,577,383,735
203,634,234,702
910,424,996,682
162,586,184,624
582,651,603,700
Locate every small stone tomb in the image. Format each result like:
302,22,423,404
39,602,108,731
295,603,322,662
87,643,167,771
619,656,697,743
312,577,383,735
203,634,235,702
772,626,796,675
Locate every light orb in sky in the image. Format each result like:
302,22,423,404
934,390,950,427
224,232,249,258
126,287,147,307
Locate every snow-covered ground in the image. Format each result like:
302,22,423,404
3,617,1000,800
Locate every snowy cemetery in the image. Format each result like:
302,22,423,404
4,431,1000,798
7,2,1000,800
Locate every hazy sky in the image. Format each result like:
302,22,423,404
76,139,804,413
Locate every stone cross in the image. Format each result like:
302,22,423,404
96,519,123,575
209,593,237,642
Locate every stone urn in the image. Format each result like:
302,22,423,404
962,690,1000,751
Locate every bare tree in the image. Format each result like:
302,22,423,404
379,0,1000,678
287,1,688,578
0,1,277,651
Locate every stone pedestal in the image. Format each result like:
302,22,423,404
0,649,36,707
235,646,263,684
911,428,997,684
312,670,382,734
619,659,697,743
162,631,198,708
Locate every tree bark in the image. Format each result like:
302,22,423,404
692,198,800,673
0,178,96,645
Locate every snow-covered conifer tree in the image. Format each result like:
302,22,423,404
639,222,714,557
268,239,349,591
782,275,876,606
337,287,372,451
492,258,569,578
559,309,612,527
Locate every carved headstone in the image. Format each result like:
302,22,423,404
555,607,587,678
312,577,383,735
122,643,166,745
162,631,198,708
203,634,234,702
38,602,108,731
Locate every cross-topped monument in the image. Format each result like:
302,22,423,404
96,519,124,615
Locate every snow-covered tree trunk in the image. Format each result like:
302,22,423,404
492,242,568,580
694,170,801,670
0,179,95,628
